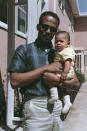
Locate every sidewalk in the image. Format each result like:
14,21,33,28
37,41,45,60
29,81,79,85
64,81,87,131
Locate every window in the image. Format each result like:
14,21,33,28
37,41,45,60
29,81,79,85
58,0,65,14
18,0,27,33
0,0,7,23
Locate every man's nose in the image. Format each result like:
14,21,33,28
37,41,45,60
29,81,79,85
46,28,51,33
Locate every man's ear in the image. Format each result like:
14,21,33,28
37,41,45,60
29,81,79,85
37,24,40,31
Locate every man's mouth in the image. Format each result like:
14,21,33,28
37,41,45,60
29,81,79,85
43,35,51,41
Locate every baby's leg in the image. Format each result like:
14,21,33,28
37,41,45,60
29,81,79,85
48,76,60,104
48,87,58,104
62,95,72,114
61,75,74,114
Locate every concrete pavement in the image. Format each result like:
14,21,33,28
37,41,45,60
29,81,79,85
64,81,87,131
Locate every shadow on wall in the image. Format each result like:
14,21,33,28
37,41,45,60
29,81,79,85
0,70,6,124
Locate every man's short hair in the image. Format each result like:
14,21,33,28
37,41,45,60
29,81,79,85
39,11,60,26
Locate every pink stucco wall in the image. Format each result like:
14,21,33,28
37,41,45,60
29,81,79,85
0,28,26,99
15,35,26,49
74,17,87,52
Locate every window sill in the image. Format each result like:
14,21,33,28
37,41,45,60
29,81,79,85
15,30,27,39
0,21,8,30
0,22,27,39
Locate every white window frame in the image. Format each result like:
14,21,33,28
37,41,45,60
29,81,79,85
14,0,27,38
0,21,8,30
18,5,27,34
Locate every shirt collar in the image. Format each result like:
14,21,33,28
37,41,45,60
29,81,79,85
35,39,53,51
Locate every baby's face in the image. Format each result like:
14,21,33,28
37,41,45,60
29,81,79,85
55,34,69,51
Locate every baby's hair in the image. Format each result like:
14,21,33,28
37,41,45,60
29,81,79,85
56,31,70,42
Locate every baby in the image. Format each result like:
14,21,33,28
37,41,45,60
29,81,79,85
49,31,75,114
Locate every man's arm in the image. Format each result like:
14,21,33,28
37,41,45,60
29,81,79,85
43,72,80,89
62,74,80,89
10,62,62,88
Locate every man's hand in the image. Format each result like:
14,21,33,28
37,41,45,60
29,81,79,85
43,62,62,73
62,74,80,90
61,72,67,80
43,72,60,86
43,72,80,91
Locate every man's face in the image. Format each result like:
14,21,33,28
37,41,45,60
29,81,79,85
37,15,59,43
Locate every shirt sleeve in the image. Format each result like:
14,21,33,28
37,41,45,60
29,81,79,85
62,48,75,61
8,44,27,73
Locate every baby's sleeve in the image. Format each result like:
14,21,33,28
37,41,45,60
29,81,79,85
62,48,75,61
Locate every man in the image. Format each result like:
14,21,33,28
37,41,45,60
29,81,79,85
8,11,79,131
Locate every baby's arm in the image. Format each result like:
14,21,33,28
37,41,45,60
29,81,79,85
61,59,71,80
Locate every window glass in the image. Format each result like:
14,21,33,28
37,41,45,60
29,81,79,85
18,0,27,33
0,0,7,23
18,0,27,2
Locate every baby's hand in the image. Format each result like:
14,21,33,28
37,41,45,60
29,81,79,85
61,72,67,80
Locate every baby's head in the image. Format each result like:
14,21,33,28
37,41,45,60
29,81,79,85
55,31,70,51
